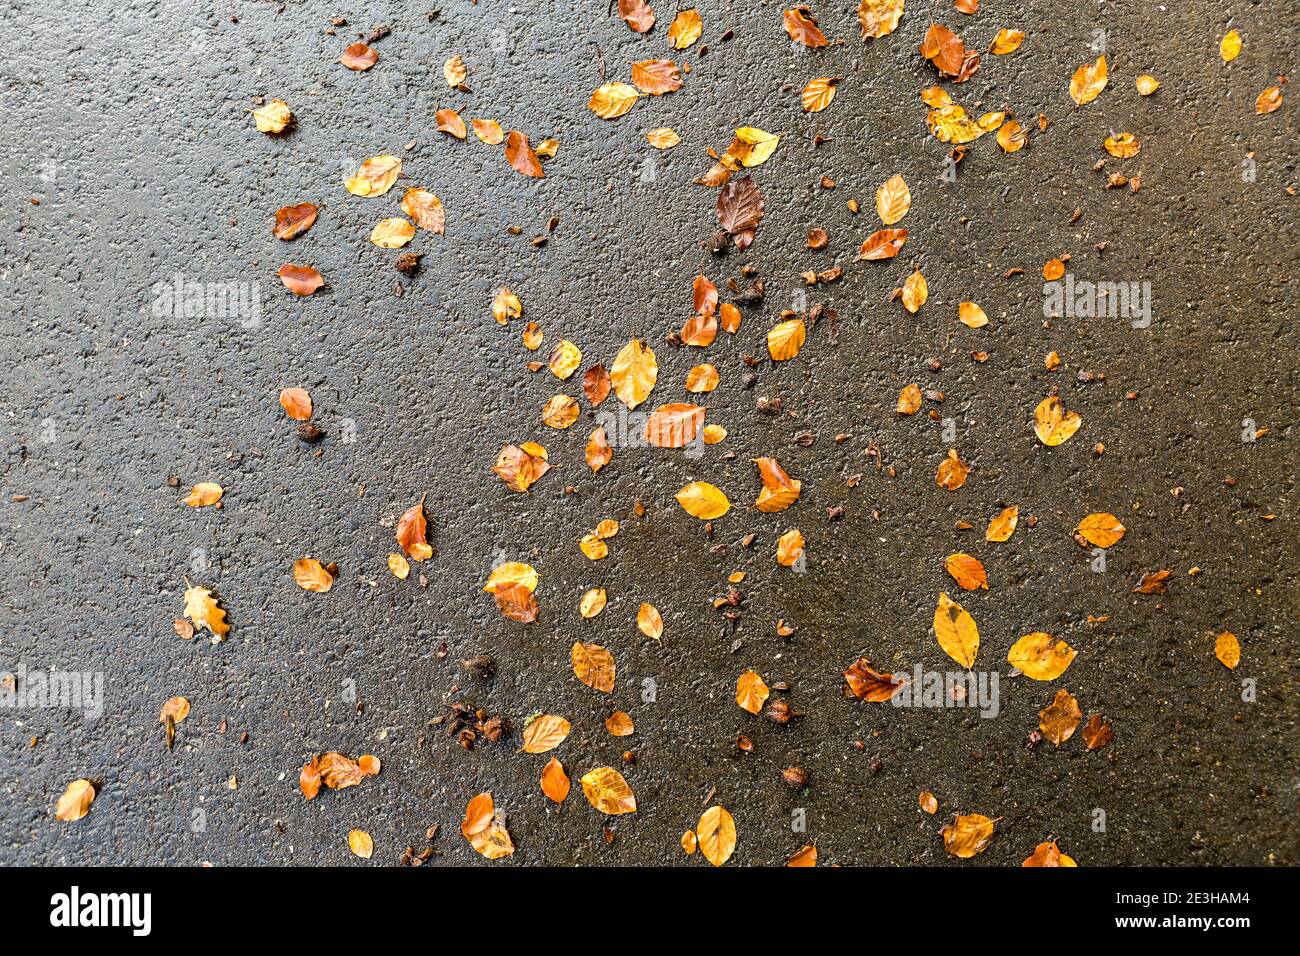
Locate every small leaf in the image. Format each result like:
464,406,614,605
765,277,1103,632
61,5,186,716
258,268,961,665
697,805,736,866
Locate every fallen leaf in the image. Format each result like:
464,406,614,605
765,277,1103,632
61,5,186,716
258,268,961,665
618,0,655,33
919,791,939,814
686,364,720,392
472,118,505,144
443,55,467,87
54,779,95,822
572,642,616,692
493,287,522,324
581,766,637,814
901,268,928,312
1215,631,1241,669
584,364,612,405
1023,840,1077,867
767,318,806,360
1008,632,1077,680
876,174,911,224
273,203,318,240
897,383,922,415
588,82,640,119
580,588,607,618
387,553,410,579
344,155,402,197
736,669,770,714
1033,396,1082,445
348,829,374,859
776,528,805,567
540,757,570,803
1133,569,1172,595
726,127,781,168
402,188,446,234
959,301,989,327
252,100,292,133
680,313,718,347
370,217,415,249
1256,83,1284,115
586,427,612,472
183,482,223,507
858,0,904,39
844,658,905,702
1039,689,1083,745
461,792,515,859
436,108,467,139
996,119,1026,152
668,8,702,48
484,562,538,595
494,583,539,623
754,457,801,512
493,443,551,492
859,228,908,260
1069,55,1108,106
610,339,658,409
935,448,969,490
293,558,335,593
1082,714,1113,750
698,805,736,865
637,603,664,641
605,711,635,736
934,592,978,668
184,584,229,639
1220,29,1242,63
676,481,730,519
942,813,996,858
1135,74,1160,95
339,42,378,70
787,845,817,867
1076,513,1125,548
801,76,840,112
1104,132,1141,158
277,263,324,296
990,28,1024,54
396,500,432,561
632,59,683,95
541,395,580,428
647,127,681,149
717,175,765,240
784,6,828,47
986,505,1018,542
522,714,571,754
681,829,698,854
945,553,988,590
644,404,705,448
505,130,545,177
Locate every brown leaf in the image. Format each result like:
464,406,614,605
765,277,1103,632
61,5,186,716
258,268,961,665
1039,689,1083,746
1023,840,1077,867
494,583,539,623
505,130,544,177
859,228,908,260
493,443,551,492
618,0,655,32
693,275,719,316
339,42,378,70
277,263,324,296
586,427,612,472
273,203,318,240
583,364,612,405
401,188,446,234
632,59,683,95
753,456,801,512
644,403,706,448
717,176,764,236
1133,569,1171,595
784,6,828,47
395,500,432,561
435,108,467,138
944,553,988,590
605,711,635,736
920,24,980,82
844,658,905,702
679,313,718,347
572,642,616,692
1081,714,1113,750
919,791,938,814
935,448,969,490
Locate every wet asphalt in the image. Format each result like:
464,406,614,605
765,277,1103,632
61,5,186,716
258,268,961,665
0,0,1296,865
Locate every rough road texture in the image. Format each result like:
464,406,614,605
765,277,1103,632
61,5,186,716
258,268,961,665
1,0,1296,866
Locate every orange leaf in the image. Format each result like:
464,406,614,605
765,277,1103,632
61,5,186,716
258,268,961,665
504,130,544,177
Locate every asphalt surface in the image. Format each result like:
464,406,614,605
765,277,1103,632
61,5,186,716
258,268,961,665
1,0,1296,866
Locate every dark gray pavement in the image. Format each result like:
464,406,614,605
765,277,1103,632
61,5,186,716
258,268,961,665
0,0,1296,865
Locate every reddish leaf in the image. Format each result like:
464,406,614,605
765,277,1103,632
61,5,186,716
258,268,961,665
505,131,544,178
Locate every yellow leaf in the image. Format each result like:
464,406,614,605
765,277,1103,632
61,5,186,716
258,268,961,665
753,456,801,513
958,302,988,328
345,155,402,197
735,669,770,714
548,340,582,380
461,792,515,860
580,533,608,560
767,318,806,360
668,9,703,48
580,588,607,618
935,448,969,490
401,188,446,233
990,29,1024,55
897,383,922,415
580,766,637,814
387,553,410,580
492,287,522,324
934,592,978,668
1104,132,1141,158
482,562,538,594
472,118,504,144
605,711,635,736
1215,631,1241,669
646,127,681,149
686,364,720,392
875,174,911,224
522,714,571,754
728,127,780,167
183,584,230,639
572,641,616,692
1220,29,1242,63
675,481,731,519
1033,396,1082,445
637,602,663,641
776,528,805,567
1076,513,1125,547
1135,74,1160,95
370,217,415,249
901,269,928,313
697,805,736,866
610,339,658,409
801,77,839,113
588,82,640,119
996,119,1026,152
347,828,374,859
986,505,1018,542
252,100,293,133
942,813,996,858
1069,56,1108,106
1008,632,1077,680
293,558,335,593
54,779,96,822
681,829,698,854
183,482,223,507
541,394,580,428
944,553,988,590
857,0,904,40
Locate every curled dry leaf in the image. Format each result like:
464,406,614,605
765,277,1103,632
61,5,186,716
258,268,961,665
1034,396,1082,446
605,711,634,736
754,456,801,512
897,383,922,415
348,829,374,859
344,155,402,197
1024,841,1077,867
632,59,683,95
1007,632,1076,681
581,767,637,815
936,448,969,490
920,24,981,82
997,119,1026,152
586,427,612,472
159,695,190,725
505,130,545,177
610,339,658,409
184,584,230,639
735,669,770,714
55,779,96,822
676,481,730,519
1069,55,1108,106
493,287,523,325
697,805,736,866
443,55,467,87
784,6,828,47
668,8,702,48
945,553,988,590
402,188,446,234
1256,83,1284,115
370,217,415,249
859,228,908,260
541,757,570,803
919,791,939,814
858,0,904,39
767,318,806,360
986,505,1018,542
1133,569,1172,595
273,202,318,240
522,714,571,754
183,482,223,507
644,403,705,448
934,592,978,668
541,395,580,429
293,558,335,593
1076,513,1125,548
1215,631,1241,669
776,528,805,567
637,603,664,641
494,443,551,492
462,792,515,860
252,99,292,133
942,813,996,858
1082,714,1113,750
588,82,640,119
801,77,839,112
618,0,655,32
436,108,467,139
787,845,817,867
1039,688,1083,745
875,174,911,224
844,658,904,702
1104,132,1141,158
277,264,324,296
339,43,378,70
396,500,432,561
572,642,616,692
646,127,680,149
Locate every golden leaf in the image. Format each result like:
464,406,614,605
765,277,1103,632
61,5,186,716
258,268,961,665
483,561,538,595
580,533,608,561
858,0,904,39
605,711,635,736
686,364,720,392
767,318,806,360
631,59,684,95
787,845,817,867
345,155,402,197
941,813,996,858
996,119,1026,152
435,108,467,139
1135,74,1160,95
54,779,96,822
935,448,969,490
726,127,781,168
522,714,571,754
901,268,928,313
159,695,190,725
1039,689,1083,745
675,481,730,519
1023,840,1077,867
347,829,374,859
934,592,978,668
990,28,1024,54
646,127,681,149
801,77,840,113
1034,396,1082,445
919,791,939,814
637,603,664,641
472,118,504,144
945,553,988,590
958,302,989,328
1215,631,1241,669
548,340,582,380
588,82,640,119
1008,632,1077,681
580,766,637,814
252,99,292,133
1220,29,1242,63
645,403,705,448
776,528,805,567
387,553,410,580
1069,56,1108,106
1256,84,1283,115
369,217,415,249
610,338,658,409
579,588,607,619
876,174,911,224
572,642,616,692
896,383,922,415
540,757,570,803
668,9,703,48
754,456,801,512
492,287,522,324
697,805,736,866
184,584,230,639
681,829,698,854
1104,132,1141,158
401,188,446,234
702,424,727,444
986,505,1018,542
680,312,718,346
586,427,612,473
1076,513,1125,547
493,443,551,493
184,482,223,507
541,395,580,429
735,669,770,714
928,103,986,143
461,792,515,860
293,558,335,593
443,54,467,87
